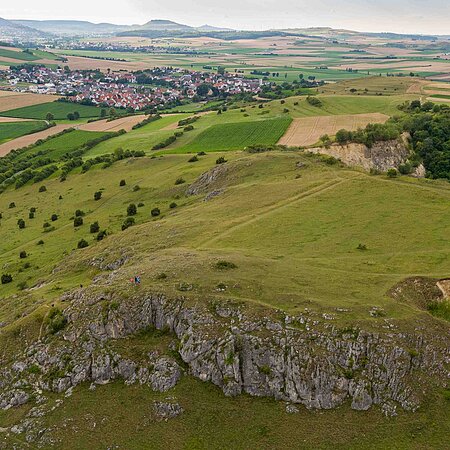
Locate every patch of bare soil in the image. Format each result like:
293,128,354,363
389,277,443,310
77,115,146,132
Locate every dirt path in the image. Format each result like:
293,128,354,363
0,124,69,157
278,113,389,147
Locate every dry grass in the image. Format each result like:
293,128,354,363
0,91,59,112
278,113,389,147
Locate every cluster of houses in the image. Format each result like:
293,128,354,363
0,65,265,110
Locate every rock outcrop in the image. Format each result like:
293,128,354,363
308,137,410,172
1,288,448,417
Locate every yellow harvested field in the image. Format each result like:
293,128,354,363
427,96,450,103
278,113,389,147
0,91,59,112
0,124,69,157
78,115,147,132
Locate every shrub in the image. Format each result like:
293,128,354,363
94,191,102,201
175,177,185,185
37,240,44,245
216,156,227,164
97,230,108,241
151,208,161,217
122,217,135,230
75,209,85,217
169,202,177,209
357,243,367,251
19,251,27,259
90,221,100,233
9,202,16,209
306,96,322,107
38,185,47,192
46,307,67,334
398,163,412,175
132,185,140,192
17,219,25,229
197,151,206,156
119,179,126,186
215,260,237,270
77,239,89,249
17,281,28,291
30,207,36,213
387,168,398,178
1,274,13,284
188,155,198,163
127,203,137,216
138,202,145,207
29,211,35,219
74,217,83,227
43,222,51,229
51,214,58,222
184,125,194,132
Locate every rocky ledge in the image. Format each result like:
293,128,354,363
1,288,449,417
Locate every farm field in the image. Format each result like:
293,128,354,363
173,117,292,153
14,129,108,160
0,124,69,156
278,113,389,146
0,120,48,144
0,101,102,120
0,90,59,112
77,114,147,132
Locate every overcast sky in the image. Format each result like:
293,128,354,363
2,0,450,35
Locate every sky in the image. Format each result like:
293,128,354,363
2,0,450,35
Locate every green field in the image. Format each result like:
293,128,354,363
17,129,108,160
0,48,39,61
0,120,48,144
0,101,103,120
173,117,292,153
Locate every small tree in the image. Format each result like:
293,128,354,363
97,230,107,241
94,191,102,201
51,214,58,222
17,219,25,229
122,217,135,230
9,202,15,209
1,274,12,284
175,177,185,185
46,112,54,121
90,221,100,233
19,251,27,259
127,203,137,216
77,239,89,249
119,179,126,186
67,113,75,121
188,155,198,163
216,156,227,164
38,185,47,192
169,202,177,209
151,208,160,217
75,209,85,217
29,211,35,219
74,217,83,227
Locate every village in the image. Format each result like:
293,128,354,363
0,65,265,110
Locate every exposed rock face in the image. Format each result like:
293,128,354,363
2,289,447,417
186,165,228,196
308,137,410,172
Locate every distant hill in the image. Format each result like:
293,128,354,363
11,19,132,35
196,24,235,32
139,19,193,31
0,17,45,40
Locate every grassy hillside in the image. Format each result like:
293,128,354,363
0,48,39,61
1,151,449,322
0,120,48,144
0,101,103,120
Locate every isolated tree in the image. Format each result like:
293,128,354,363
77,239,89,249
90,221,100,233
46,112,54,121
67,113,75,121
19,251,27,259
94,191,102,201
74,217,83,227
38,185,47,192
119,179,126,186
9,202,15,209
100,108,107,118
151,208,160,217
17,219,25,229
73,111,80,120
1,274,12,284
127,203,137,216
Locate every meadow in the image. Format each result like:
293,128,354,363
0,101,103,120
0,120,48,144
